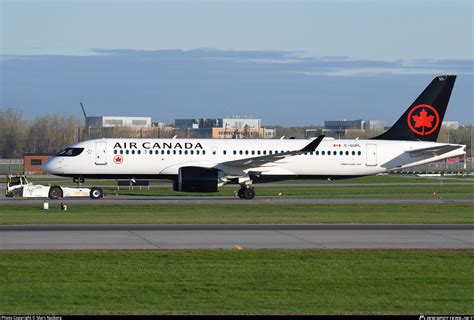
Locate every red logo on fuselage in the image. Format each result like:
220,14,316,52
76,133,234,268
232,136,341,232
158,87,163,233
407,104,439,136
113,155,124,164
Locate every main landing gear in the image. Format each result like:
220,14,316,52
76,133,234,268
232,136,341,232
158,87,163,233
238,186,255,200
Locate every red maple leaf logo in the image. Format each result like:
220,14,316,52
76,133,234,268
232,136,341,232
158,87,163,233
412,108,435,135
114,155,123,164
407,104,439,136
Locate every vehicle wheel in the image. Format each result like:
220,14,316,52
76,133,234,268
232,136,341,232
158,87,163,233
237,188,245,199
243,188,255,200
90,187,103,199
48,186,63,200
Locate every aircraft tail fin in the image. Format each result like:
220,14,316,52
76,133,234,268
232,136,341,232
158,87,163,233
372,75,456,142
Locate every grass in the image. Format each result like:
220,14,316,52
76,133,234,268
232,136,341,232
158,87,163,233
1,203,473,225
0,249,472,314
15,174,474,199
110,183,474,198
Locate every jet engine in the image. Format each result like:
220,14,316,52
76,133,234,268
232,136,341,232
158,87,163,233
173,166,219,192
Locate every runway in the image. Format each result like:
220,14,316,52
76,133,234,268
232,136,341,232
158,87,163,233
1,224,472,250
1,195,473,205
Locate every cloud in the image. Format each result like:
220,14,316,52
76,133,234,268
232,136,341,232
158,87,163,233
1,49,472,126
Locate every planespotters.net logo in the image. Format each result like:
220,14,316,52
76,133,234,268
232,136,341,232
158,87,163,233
420,316,474,320
407,104,440,136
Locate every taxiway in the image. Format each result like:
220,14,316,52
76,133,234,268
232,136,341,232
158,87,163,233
1,224,472,250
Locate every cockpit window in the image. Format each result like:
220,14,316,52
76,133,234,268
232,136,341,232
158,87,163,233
55,148,84,157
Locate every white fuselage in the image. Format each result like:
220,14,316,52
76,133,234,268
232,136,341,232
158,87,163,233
43,137,465,182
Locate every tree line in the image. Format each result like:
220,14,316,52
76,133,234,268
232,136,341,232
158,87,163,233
1,107,472,159
0,108,82,158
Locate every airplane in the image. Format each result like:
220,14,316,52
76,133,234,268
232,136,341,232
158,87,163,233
43,75,465,199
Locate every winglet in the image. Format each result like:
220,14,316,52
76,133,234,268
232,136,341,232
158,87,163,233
301,135,325,152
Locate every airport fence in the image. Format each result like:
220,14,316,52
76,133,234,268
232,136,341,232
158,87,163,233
0,159,23,175
393,158,472,175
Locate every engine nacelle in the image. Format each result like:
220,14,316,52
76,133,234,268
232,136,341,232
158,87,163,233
173,166,219,192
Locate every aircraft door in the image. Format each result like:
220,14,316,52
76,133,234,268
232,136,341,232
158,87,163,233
95,141,107,165
366,144,377,166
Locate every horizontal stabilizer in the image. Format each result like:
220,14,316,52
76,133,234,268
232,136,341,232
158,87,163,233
409,145,462,158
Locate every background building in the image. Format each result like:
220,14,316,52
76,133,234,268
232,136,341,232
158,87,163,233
442,121,460,130
323,119,385,138
174,117,274,139
86,116,151,128
23,154,51,175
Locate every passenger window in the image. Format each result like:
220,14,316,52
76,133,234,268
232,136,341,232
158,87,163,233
321,151,325,155
339,151,343,155
173,150,176,155
131,150,135,155
233,150,237,155
190,150,194,155
239,150,243,155
223,150,227,155
358,151,362,156
251,151,255,155
203,150,206,155
113,150,117,155
137,150,141,155
352,151,355,156
269,151,272,155
126,150,130,155
345,151,349,156
184,150,188,155
257,151,261,155
196,150,200,155
245,151,249,155
263,151,266,155
120,150,124,155
315,151,319,155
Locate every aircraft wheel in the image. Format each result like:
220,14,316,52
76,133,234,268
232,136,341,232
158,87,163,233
238,188,245,199
243,188,255,200
48,186,63,200
90,187,104,199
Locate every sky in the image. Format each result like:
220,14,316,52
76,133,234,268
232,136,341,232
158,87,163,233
0,0,473,126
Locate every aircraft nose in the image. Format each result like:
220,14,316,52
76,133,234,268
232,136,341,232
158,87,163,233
41,158,53,173
42,158,62,174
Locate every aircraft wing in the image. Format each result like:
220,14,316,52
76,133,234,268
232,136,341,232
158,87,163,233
221,135,325,169
409,144,462,157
